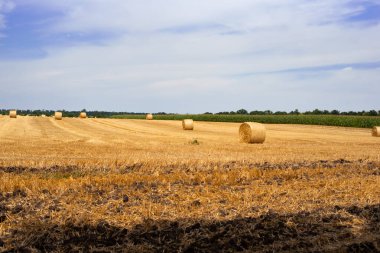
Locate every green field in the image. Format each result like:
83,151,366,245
113,114,380,128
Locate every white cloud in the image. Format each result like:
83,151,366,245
342,67,353,71
0,0,379,111
0,0,14,31
12,0,365,33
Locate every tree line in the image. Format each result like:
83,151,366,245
0,109,144,118
1,109,379,117
213,109,380,116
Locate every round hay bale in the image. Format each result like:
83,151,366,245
146,113,153,120
79,112,87,119
239,122,266,144
182,119,194,130
9,110,17,118
372,126,380,137
55,112,62,120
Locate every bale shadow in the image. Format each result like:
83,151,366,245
1,204,379,253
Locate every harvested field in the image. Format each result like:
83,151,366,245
0,116,379,252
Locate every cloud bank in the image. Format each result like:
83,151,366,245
0,0,379,112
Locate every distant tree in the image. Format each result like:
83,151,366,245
236,109,248,114
203,112,213,114
330,110,340,115
249,110,265,115
229,111,236,115
364,110,378,116
290,109,300,115
264,110,273,115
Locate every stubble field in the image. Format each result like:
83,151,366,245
0,116,379,252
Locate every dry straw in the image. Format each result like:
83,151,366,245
372,126,380,137
146,113,153,120
9,110,17,118
55,112,63,120
182,119,194,130
239,122,266,144
80,112,87,119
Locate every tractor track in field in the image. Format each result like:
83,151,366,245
91,119,146,134
90,119,181,139
48,118,92,141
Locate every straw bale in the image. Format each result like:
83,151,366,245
239,122,266,144
182,119,194,130
80,112,87,119
9,110,17,118
372,126,380,137
55,112,62,120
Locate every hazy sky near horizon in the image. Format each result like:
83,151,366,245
0,0,379,113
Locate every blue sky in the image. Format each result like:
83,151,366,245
0,0,379,112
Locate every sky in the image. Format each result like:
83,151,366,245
0,0,379,113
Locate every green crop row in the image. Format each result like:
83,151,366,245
112,114,380,128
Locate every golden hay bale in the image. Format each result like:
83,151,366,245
146,113,153,120
80,112,87,119
55,112,62,120
182,119,194,130
41,114,46,117
372,126,380,137
9,110,17,118
239,122,266,144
